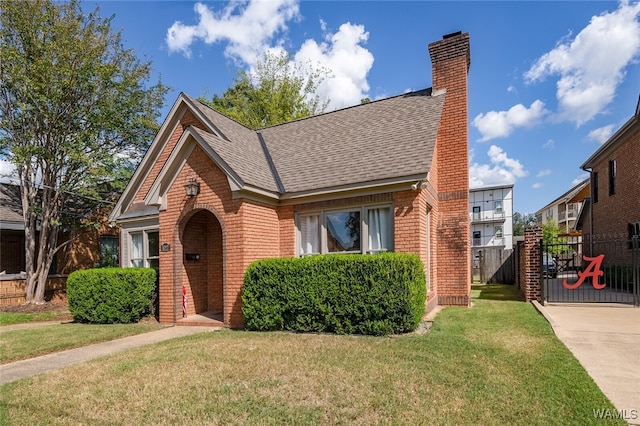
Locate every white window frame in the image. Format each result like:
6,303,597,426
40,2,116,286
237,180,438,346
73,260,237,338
494,225,503,239
127,228,159,268
296,204,394,256
494,200,503,215
298,213,321,256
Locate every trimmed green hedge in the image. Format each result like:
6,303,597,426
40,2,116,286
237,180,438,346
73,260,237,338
67,268,157,324
242,253,426,336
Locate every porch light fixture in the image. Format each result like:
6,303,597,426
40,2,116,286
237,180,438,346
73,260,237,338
184,178,200,198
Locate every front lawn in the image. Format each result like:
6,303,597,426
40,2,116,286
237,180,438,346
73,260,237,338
0,284,622,425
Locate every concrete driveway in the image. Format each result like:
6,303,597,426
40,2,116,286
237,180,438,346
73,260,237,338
534,302,640,425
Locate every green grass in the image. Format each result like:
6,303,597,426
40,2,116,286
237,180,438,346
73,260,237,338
0,284,623,425
0,323,164,364
0,311,62,326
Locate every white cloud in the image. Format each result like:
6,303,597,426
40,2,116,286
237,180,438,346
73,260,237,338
525,1,640,125
537,169,552,178
469,145,528,188
532,182,543,189
588,124,615,144
165,1,374,110
571,173,590,186
543,139,555,149
472,100,548,142
166,0,300,66
294,22,374,109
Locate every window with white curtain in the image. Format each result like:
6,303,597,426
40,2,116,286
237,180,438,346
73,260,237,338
299,214,320,255
129,229,159,268
297,205,393,256
130,232,144,267
367,207,391,253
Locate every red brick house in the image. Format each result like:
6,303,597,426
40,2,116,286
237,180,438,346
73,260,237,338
109,32,472,328
578,94,640,261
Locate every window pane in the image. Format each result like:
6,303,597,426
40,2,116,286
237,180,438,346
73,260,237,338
300,214,320,255
472,206,480,220
131,232,143,266
100,235,119,266
473,231,481,245
147,231,159,257
368,207,392,253
326,211,360,252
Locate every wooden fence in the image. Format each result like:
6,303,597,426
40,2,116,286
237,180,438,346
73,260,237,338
472,248,515,284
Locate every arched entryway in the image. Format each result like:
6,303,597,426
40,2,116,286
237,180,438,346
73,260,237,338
180,209,224,322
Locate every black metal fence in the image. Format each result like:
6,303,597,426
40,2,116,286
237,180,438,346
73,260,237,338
542,235,639,306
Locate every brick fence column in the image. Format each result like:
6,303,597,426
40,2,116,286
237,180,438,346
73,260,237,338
523,227,542,303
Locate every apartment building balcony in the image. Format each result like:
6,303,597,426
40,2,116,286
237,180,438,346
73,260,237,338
559,209,578,223
471,211,505,224
471,236,505,248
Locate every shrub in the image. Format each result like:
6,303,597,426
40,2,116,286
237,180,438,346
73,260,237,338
67,268,157,324
242,253,426,336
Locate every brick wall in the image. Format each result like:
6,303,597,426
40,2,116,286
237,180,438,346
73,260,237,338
158,141,284,328
0,276,67,306
428,32,471,306
521,227,542,302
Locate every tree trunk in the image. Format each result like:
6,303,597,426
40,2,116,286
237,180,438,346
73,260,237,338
21,175,38,304
34,222,60,303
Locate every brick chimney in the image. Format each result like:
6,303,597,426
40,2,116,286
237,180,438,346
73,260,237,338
428,31,471,307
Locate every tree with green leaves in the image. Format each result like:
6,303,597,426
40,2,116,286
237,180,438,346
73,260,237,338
513,212,537,236
542,220,570,255
200,51,331,129
0,0,168,303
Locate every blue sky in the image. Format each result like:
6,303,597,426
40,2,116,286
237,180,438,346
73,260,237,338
5,1,639,215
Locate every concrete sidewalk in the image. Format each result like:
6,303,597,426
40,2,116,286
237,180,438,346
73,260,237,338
0,325,220,385
533,302,640,424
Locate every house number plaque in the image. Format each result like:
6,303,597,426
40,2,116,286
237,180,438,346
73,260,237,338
160,243,171,252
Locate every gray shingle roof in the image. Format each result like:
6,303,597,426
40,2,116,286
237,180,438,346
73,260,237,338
0,183,23,224
185,88,444,195
261,89,443,193
190,127,280,192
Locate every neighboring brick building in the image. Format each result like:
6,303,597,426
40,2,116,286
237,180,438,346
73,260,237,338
0,183,119,304
110,32,472,328
580,95,639,238
578,95,639,262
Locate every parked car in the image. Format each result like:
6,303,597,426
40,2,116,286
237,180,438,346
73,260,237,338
543,254,557,278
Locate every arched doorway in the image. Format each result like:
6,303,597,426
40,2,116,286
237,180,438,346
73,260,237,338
181,209,224,320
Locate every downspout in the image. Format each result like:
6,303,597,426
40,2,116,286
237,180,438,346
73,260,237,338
582,166,594,251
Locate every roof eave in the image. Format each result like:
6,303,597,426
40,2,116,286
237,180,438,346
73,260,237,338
278,174,430,205
581,113,639,170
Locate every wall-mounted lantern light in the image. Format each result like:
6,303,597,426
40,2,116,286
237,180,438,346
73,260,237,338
184,178,200,198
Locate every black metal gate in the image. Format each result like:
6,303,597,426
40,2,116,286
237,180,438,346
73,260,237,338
542,236,639,306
